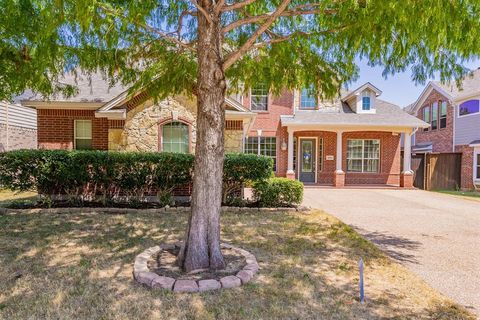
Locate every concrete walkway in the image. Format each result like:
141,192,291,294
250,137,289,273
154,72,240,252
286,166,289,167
303,188,480,316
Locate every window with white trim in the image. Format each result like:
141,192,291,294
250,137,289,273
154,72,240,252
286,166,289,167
431,102,438,130
422,105,430,131
162,122,189,153
347,139,380,173
361,92,371,111
251,84,268,111
440,101,447,129
244,137,277,171
459,99,480,116
74,120,92,150
300,88,316,109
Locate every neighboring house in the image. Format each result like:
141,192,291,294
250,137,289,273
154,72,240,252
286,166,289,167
406,69,480,190
20,73,427,188
0,101,37,151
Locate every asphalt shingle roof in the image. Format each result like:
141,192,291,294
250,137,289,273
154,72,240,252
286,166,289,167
16,72,128,103
433,68,480,99
282,99,429,128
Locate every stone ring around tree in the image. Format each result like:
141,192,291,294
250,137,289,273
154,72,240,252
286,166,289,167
133,243,259,292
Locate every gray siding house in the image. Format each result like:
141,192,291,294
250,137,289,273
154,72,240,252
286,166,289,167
406,69,480,190
0,102,37,151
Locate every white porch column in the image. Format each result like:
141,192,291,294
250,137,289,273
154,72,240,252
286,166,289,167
336,131,344,173
334,131,345,187
287,129,295,179
403,131,412,173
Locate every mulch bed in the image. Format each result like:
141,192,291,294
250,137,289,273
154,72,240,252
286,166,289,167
148,247,246,281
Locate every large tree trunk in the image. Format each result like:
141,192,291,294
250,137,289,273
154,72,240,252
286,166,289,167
177,3,226,272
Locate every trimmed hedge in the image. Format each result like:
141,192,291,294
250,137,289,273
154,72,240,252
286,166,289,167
0,150,272,206
222,153,273,205
253,177,304,207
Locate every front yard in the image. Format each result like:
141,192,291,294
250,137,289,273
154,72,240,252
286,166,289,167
0,189,36,207
435,190,480,201
0,203,473,319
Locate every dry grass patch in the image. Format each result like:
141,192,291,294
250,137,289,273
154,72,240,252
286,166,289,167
0,209,474,320
0,189,37,207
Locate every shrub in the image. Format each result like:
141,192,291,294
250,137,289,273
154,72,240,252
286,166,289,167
0,150,272,206
222,153,273,204
0,150,194,205
253,177,304,207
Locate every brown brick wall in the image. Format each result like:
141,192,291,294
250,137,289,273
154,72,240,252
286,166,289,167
243,89,294,138
37,109,108,150
414,89,454,152
455,145,475,190
277,129,401,186
343,132,401,185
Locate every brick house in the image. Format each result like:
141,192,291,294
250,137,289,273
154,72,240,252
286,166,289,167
20,73,427,188
406,69,480,190
0,102,37,151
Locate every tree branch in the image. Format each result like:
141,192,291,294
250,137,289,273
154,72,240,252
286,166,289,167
223,0,292,69
252,26,349,48
171,10,196,38
214,0,226,14
221,0,257,12
223,6,337,33
190,0,213,24
96,2,195,52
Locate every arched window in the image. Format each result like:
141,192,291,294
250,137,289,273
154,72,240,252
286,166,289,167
459,99,480,116
162,121,189,153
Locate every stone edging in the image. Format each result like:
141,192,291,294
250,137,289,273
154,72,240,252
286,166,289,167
0,206,309,215
133,243,259,292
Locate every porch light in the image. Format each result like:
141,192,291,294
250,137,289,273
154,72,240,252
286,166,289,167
281,139,287,151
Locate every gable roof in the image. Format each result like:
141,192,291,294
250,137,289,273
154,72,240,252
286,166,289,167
406,68,480,114
341,82,382,101
18,71,252,116
405,82,454,114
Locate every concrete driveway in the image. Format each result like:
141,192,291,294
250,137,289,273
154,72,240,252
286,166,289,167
303,188,480,316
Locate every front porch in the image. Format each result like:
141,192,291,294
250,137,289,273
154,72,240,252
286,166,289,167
281,128,414,188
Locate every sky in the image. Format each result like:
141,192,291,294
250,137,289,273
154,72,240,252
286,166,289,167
348,59,480,108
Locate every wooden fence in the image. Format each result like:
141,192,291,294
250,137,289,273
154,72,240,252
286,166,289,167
410,153,461,190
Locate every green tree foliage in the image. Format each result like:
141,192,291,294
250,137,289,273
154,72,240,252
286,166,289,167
2,0,480,271
1,0,479,101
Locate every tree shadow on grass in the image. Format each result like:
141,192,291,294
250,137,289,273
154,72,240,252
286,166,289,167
348,226,422,264
0,211,473,320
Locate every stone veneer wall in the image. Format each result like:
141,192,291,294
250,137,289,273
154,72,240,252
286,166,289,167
115,98,197,152
110,97,243,154
0,123,37,151
224,129,243,153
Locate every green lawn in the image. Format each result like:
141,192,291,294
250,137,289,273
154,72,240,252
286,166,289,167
0,204,473,319
435,190,480,201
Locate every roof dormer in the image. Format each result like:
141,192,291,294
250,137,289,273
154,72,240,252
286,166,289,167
342,82,382,114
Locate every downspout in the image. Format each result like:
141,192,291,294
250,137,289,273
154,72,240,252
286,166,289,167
474,146,479,191
452,100,456,153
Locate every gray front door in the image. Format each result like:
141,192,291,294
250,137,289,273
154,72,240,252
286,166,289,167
299,139,316,183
